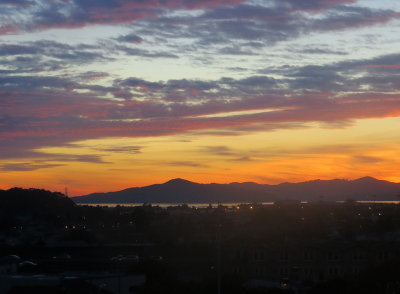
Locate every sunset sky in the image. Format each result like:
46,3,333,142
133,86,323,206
1,0,400,196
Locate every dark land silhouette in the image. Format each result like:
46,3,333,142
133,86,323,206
3,187,400,293
73,176,400,204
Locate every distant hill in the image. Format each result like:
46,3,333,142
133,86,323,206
269,177,400,201
73,178,273,204
73,177,400,204
0,187,76,216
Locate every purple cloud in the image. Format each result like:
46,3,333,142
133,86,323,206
1,0,400,164
116,33,143,43
1,163,65,172
0,0,246,34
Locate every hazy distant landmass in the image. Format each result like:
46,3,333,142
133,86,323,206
72,177,400,204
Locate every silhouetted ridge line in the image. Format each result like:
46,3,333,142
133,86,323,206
164,178,196,185
0,188,76,216
72,177,400,204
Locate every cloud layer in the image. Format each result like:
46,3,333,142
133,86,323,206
1,0,400,174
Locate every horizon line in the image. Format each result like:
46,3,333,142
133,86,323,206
71,175,397,197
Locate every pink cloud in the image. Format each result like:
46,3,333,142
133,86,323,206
318,10,400,31
84,73,110,81
0,24,18,35
2,90,400,145
15,0,246,33
116,0,245,10
3,68,400,159
285,0,357,12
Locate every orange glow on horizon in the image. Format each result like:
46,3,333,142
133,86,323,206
1,117,400,196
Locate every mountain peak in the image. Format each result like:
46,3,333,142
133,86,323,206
73,176,400,203
353,176,378,183
164,178,195,185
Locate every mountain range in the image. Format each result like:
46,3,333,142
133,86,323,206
72,177,400,204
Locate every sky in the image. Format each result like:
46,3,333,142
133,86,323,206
1,0,400,196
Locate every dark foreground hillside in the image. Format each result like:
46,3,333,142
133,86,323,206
0,188,76,216
2,188,400,293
